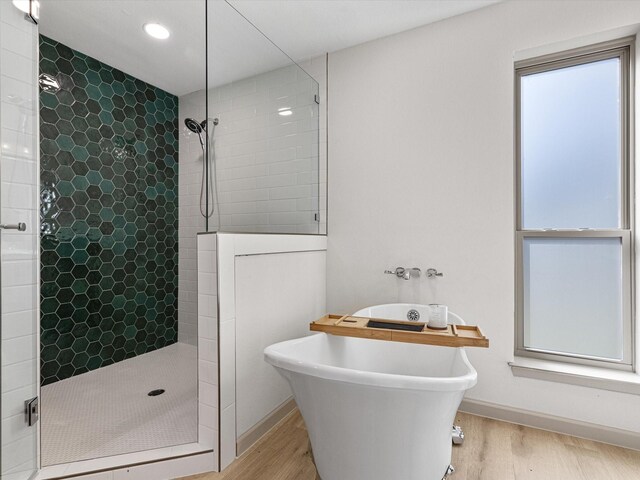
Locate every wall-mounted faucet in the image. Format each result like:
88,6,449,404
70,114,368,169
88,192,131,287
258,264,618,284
384,267,421,280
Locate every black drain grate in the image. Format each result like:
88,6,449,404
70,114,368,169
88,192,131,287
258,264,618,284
148,389,165,397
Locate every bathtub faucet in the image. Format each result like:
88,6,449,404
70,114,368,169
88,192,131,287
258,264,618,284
384,267,421,280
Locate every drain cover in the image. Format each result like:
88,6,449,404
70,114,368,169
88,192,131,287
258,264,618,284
148,389,165,397
407,309,420,321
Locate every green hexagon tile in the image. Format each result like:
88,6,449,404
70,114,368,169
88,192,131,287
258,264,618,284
39,36,179,386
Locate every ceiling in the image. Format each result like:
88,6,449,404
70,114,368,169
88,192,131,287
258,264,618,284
38,0,500,97
227,0,501,61
39,1,206,96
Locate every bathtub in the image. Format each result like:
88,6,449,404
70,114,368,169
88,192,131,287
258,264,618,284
264,303,477,480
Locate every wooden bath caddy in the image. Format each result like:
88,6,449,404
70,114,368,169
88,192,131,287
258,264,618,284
310,314,489,348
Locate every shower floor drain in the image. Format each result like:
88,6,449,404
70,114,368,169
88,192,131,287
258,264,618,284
148,389,165,397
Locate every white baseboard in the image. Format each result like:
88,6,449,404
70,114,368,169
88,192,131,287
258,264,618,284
459,398,640,451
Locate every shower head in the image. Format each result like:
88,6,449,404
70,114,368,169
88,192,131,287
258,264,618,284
184,118,204,134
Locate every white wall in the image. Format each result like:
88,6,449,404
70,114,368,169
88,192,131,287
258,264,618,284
178,57,327,344
0,2,39,479
235,250,326,438
214,233,327,470
327,0,640,433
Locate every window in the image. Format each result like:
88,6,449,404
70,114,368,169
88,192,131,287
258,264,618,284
515,38,634,369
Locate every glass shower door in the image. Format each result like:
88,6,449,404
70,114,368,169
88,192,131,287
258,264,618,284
0,1,40,479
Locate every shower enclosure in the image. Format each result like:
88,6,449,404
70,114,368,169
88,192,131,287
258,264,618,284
0,0,325,478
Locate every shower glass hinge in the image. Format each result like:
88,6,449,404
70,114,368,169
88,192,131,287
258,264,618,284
25,397,39,426
21,0,39,24
314,213,320,222
314,94,320,105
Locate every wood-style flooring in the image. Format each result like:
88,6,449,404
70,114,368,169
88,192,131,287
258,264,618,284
182,409,640,480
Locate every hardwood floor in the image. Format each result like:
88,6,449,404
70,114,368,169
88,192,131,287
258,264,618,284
182,409,640,480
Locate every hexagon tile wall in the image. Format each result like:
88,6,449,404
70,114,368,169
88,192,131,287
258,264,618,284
39,36,179,386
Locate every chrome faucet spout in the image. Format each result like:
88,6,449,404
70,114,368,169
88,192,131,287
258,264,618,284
384,267,421,280
408,267,421,278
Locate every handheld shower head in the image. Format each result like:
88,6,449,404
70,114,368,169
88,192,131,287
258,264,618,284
184,118,204,134
184,117,207,148
185,118,222,223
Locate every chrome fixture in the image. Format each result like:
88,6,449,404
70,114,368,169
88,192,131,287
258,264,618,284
407,309,420,321
426,268,444,278
0,222,27,231
384,267,421,280
184,117,206,146
38,73,61,93
442,465,455,479
452,425,464,445
184,118,221,221
13,0,39,24
25,396,38,426
384,267,409,279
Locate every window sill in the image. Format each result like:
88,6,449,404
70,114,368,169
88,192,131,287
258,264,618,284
509,357,640,395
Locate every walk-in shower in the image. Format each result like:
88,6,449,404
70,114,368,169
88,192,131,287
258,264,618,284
0,0,324,478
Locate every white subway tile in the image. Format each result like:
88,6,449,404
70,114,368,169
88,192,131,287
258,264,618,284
198,272,217,296
256,173,297,189
269,185,312,200
198,359,217,385
199,381,217,409
0,101,35,135
1,384,35,419
1,334,34,367
255,199,297,213
1,182,35,209
198,315,217,340
1,360,35,392
0,21,35,59
0,49,35,84
198,403,217,430
1,309,35,340
1,285,35,314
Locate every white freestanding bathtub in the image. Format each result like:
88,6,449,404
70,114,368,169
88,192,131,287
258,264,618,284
264,303,477,480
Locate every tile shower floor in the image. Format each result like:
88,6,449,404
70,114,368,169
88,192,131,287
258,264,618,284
41,343,198,466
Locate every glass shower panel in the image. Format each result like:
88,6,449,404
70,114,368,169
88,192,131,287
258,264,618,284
0,2,39,478
37,0,204,465
203,1,321,234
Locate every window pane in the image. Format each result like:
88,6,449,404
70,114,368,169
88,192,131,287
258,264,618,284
523,237,623,360
521,57,621,229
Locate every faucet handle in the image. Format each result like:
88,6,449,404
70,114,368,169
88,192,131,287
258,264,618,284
426,268,443,278
385,267,410,280
385,267,405,275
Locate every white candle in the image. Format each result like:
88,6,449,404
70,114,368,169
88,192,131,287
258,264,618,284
428,304,448,330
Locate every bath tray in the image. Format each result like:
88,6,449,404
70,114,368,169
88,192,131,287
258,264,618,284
310,315,489,348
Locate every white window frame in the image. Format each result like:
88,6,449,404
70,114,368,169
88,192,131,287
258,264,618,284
515,37,635,371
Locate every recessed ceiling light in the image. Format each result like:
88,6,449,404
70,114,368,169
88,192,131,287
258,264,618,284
278,108,293,116
143,23,170,40
12,0,39,17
